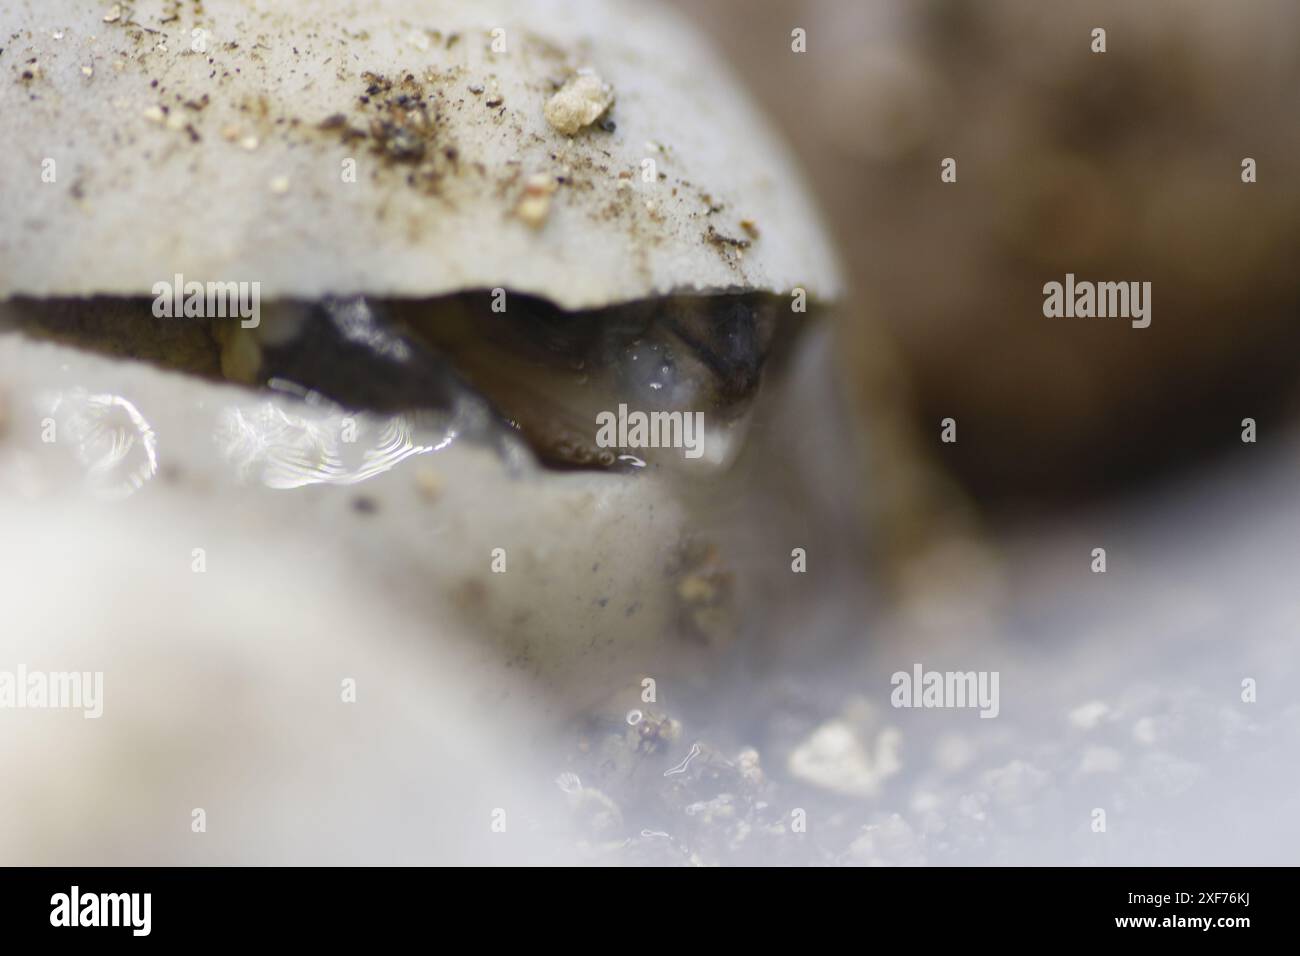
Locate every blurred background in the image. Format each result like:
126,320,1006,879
674,0,1300,513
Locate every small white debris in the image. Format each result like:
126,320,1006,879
103,5,122,23
81,64,94,77
787,719,901,798
736,747,764,787
143,105,165,124
269,175,290,195
515,173,557,229
239,135,259,151
543,70,614,136
52,31,65,40
683,793,735,824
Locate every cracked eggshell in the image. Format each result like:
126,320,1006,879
0,333,699,716
0,0,842,308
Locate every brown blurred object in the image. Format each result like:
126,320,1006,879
671,0,1300,509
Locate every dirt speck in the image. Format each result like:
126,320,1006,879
414,466,443,501
705,224,751,253
316,70,462,194
516,173,557,228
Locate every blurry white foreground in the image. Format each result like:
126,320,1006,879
1,329,1296,864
